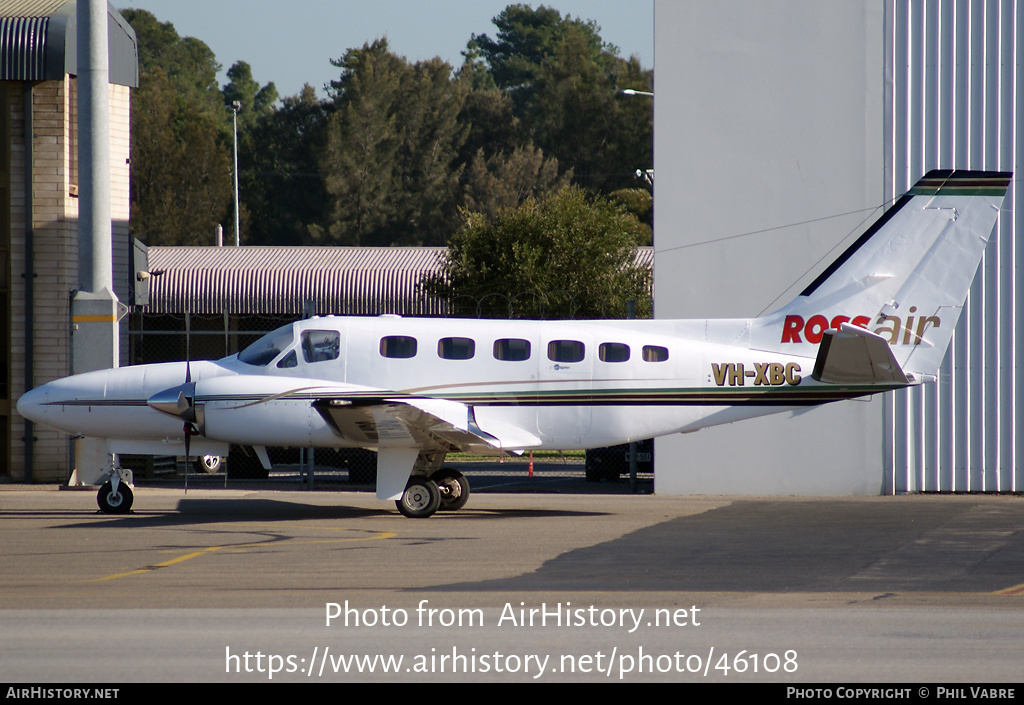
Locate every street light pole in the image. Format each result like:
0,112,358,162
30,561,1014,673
620,89,654,186
230,100,241,246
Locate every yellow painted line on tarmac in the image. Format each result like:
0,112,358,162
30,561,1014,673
991,582,1024,596
85,530,396,582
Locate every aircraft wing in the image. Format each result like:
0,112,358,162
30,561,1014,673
312,395,536,455
313,395,543,501
811,323,911,385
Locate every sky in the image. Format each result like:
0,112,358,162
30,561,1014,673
120,1,655,100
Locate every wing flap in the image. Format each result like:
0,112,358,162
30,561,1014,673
812,323,911,385
313,396,534,455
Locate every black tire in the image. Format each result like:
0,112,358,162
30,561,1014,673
97,481,133,514
395,477,440,518
431,467,470,511
192,455,222,473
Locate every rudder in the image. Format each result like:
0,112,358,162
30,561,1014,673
752,170,1011,377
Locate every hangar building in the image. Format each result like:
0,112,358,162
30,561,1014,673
1,0,137,482
654,1,1021,494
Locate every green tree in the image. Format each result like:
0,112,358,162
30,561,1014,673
528,29,652,194
468,4,652,195
121,9,232,245
424,187,651,319
313,39,469,246
310,40,405,245
121,9,225,123
608,187,653,240
462,145,571,221
130,67,231,246
240,84,330,246
455,84,527,165
222,60,279,132
469,4,614,93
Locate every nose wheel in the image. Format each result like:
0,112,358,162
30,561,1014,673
97,480,133,514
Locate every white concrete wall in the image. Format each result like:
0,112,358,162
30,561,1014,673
653,0,887,494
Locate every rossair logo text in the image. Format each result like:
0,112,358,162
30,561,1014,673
781,308,940,346
712,362,802,387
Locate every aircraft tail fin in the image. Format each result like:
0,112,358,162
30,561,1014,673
753,170,1011,378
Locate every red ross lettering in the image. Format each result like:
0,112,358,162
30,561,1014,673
782,315,804,343
781,314,885,342
804,315,829,344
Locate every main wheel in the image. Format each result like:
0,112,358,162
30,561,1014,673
193,455,222,473
431,468,470,511
97,481,133,514
396,477,440,518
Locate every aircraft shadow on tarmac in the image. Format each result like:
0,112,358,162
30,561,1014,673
428,499,1024,595
56,498,610,529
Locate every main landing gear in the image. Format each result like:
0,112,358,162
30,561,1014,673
431,467,470,511
395,467,470,518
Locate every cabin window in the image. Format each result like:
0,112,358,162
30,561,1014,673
302,330,340,363
380,335,417,358
642,345,669,362
276,350,298,368
438,337,475,360
599,342,630,362
493,338,531,361
548,340,585,363
238,327,295,366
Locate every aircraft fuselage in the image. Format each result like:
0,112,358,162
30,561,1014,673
18,314,883,457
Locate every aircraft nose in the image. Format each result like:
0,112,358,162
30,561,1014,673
16,384,49,424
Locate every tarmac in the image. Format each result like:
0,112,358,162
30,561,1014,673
1,472,1023,683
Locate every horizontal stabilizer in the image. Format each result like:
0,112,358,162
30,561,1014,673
812,323,910,385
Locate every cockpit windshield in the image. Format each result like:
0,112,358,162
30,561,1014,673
237,326,296,366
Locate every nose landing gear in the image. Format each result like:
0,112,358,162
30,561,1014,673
96,468,134,514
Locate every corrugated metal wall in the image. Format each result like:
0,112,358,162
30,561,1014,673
146,246,450,316
144,246,656,317
884,0,1021,491
0,17,48,80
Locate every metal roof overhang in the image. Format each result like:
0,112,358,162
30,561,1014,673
145,246,450,316
1,0,139,86
144,246,655,317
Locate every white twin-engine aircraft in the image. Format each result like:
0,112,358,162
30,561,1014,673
17,170,1012,517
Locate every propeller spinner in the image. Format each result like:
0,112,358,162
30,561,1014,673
147,382,198,423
